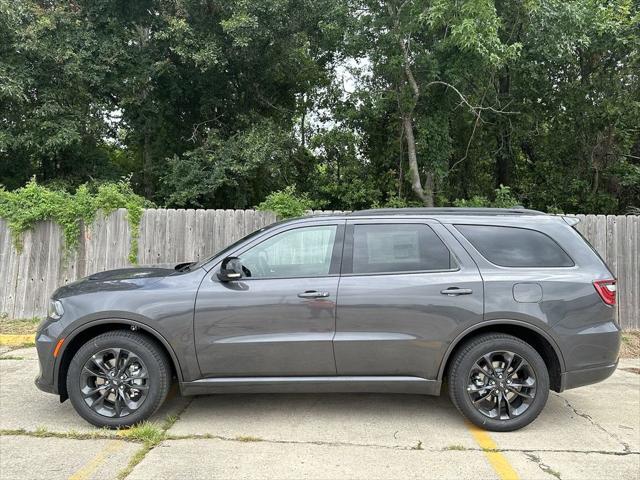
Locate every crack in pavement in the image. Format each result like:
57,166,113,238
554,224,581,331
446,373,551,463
553,393,632,454
116,397,194,480
3,429,638,457
524,452,562,479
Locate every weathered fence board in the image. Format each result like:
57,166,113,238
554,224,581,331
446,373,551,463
0,209,276,320
0,210,637,330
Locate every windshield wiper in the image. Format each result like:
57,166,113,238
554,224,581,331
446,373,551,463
175,262,197,272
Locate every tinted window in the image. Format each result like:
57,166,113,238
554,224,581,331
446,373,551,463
240,225,337,278
352,224,453,274
455,225,574,267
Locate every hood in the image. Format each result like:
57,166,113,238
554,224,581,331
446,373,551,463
53,265,179,299
86,267,175,281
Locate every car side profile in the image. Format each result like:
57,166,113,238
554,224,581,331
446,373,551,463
35,207,620,431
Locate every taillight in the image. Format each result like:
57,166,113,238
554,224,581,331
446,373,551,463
593,279,616,306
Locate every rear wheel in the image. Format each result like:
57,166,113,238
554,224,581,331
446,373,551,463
448,333,549,431
67,331,171,428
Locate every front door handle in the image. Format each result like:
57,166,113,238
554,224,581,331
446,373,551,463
440,287,473,296
297,290,330,299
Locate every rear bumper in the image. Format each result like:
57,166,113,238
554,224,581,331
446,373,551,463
559,360,618,392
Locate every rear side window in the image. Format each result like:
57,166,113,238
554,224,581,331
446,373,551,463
352,224,454,274
455,225,574,267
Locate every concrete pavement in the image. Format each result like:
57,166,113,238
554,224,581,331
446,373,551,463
1,347,638,480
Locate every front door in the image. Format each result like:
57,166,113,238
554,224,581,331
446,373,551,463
194,222,344,377
334,219,484,379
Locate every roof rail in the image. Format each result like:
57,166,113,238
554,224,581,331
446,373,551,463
349,207,547,217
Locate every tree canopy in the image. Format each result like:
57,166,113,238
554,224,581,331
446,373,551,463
1,0,638,213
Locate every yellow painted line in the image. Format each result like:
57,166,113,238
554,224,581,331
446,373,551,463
0,334,35,346
467,422,520,480
69,440,124,480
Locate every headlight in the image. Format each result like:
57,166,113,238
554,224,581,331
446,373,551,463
48,299,64,320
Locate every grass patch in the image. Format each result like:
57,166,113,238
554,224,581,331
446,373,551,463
0,315,41,335
162,414,179,431
0,427,116,441
621,331,640,358
410,440,423,450
234,435,263,443
0,355,24,360
117,422,165,445
444,444,467,451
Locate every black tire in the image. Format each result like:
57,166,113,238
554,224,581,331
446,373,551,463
67,330,171,428
448,333,549,432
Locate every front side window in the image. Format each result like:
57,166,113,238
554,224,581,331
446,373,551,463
455,224,574,267
351,224,454,274
240,225,337,278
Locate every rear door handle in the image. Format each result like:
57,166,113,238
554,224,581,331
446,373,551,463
297,290,330,299
440,287,473,296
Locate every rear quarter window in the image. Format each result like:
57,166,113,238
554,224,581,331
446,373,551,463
455,225,574,267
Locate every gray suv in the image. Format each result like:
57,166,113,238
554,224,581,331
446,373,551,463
35,208,620,431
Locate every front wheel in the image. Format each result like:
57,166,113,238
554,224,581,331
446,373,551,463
448,333,549,432
67,330,171,428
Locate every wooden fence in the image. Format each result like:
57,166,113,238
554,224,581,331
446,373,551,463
0,210,638,330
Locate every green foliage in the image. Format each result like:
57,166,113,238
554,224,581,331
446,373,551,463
306,128,383,210
161,120,299,209
371,193,424,209
492,185,519,208
256,186,313,219
0,0,638,215
0,178,149,262
452,195,491,208
453,185,519,208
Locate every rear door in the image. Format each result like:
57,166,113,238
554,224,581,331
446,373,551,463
333,218,483,379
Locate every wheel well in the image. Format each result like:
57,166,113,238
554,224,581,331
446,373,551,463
57,323,178,401
442,324,563,392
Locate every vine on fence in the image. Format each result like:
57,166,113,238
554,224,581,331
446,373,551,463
0,178,151,263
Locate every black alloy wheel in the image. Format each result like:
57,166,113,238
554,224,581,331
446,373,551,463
67,330,171,428
466,350,537,420
80,348,150,418
448,333,550,432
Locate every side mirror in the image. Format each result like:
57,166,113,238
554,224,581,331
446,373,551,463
217,257,243,282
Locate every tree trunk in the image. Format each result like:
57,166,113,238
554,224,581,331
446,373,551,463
403,114,433,206
495,127,512,187
388,1,435,207
495,72,512,187
300,96,306,149
143,132,153,199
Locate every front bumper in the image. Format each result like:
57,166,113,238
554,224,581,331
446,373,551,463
559,360,618,392
34,320,61,396
35,374,57,394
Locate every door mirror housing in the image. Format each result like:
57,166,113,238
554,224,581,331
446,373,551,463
217,257,244,282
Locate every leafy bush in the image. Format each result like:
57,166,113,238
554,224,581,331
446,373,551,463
256,186,313,219
371,193,424,209
453,185,519,209
492,185,519,208
452,195,491,208
0,177,150,263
